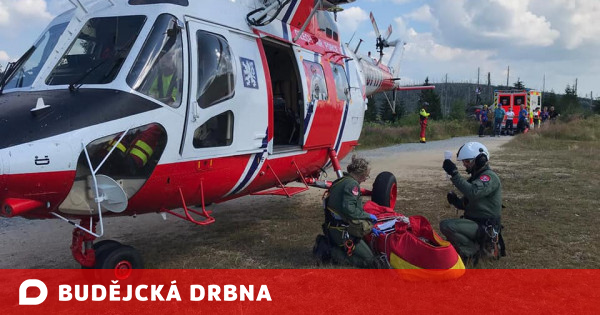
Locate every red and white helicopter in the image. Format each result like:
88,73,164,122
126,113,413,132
0,0,432,269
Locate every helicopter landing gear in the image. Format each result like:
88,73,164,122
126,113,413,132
72,220,144,272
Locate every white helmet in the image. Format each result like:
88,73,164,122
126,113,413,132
456,142,489,161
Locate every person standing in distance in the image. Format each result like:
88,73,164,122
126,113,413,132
419,102,431,143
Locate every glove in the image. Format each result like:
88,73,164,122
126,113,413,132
447,191,459,206
447,191,463,209
368,214,378,223
474,153,488,170
371,227,383,237
443,159,458,177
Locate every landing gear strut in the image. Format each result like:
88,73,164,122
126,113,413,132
72,219,143,272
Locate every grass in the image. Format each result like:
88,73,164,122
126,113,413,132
137,116,600,269
359,115,480,149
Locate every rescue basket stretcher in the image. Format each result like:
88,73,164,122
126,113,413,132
363,201,465,280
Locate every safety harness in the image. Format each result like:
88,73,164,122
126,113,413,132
465,216,506,264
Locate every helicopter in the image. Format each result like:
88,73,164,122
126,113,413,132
0,0,432,270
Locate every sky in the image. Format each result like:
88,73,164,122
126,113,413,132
0,0,598,98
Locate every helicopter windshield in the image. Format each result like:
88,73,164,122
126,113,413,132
46,16,146,86
3,23,68,90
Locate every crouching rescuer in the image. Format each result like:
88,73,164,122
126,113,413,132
440,142,506,264
313,155,379,268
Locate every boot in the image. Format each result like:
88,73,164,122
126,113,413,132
312,234,331,265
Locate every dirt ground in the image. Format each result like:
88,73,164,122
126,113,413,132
0,136,511,269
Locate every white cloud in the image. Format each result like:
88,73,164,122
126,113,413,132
431,0,559,48
404,5,435,24
12,0,52,20
0,50,9,62
337,6,370,35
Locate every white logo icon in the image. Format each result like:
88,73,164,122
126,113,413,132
19,279,48,305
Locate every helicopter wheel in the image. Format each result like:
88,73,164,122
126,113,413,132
95,245,144,279
81,240,122,269
371,171,397,209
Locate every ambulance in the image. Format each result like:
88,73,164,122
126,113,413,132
494,89,542,131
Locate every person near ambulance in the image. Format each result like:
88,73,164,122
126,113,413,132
505,105,515,136
419,102,430,143
319,155,380,268
532,107,541,129
493,104,506,137
541,106,550,124
478,105,491,137
440,142,505,262
517,101,529,133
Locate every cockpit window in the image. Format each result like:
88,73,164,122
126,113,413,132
3,23,68,90
196,31,235,109
331,63,350,101
127,14,184,108
316,11,339,41
46,16,146,86
129,0,189,5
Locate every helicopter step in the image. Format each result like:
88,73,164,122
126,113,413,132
251,160,310,197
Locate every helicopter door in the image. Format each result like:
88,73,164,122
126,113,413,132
261,38,305,153
181,19,268,159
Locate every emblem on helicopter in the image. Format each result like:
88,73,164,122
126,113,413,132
240,57,259,89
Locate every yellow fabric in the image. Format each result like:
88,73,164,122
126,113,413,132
149,74,178,101
390,253,465,280
135,140,154,157
129,148,148,166
419,108,430,118
108,140,127,153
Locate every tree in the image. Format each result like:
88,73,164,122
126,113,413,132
560,84,580,114
419,77,442,119
449,99,467,120
365,96,378,122
542,90,558,109
513,79,525,90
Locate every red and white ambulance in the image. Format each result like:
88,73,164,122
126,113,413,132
494,89,542,130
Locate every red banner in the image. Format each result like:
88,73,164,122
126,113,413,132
1,269,599,314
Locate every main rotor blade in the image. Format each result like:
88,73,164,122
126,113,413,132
370,12,381,39
385,24,393,41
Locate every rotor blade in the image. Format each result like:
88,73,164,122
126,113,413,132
385,24,393,40
370,12,381,39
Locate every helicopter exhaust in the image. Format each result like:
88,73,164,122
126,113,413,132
1,198,44,218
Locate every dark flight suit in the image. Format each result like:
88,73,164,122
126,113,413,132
440,165,502,258
324,175,376,268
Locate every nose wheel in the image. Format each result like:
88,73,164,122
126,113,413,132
94,244,144,278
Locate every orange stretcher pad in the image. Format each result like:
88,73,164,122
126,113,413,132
364,201,465,280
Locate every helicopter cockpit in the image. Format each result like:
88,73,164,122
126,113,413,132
1,8,185,111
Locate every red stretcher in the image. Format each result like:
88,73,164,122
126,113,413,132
363,201,465,279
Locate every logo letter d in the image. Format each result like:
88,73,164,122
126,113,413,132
19,280,48,305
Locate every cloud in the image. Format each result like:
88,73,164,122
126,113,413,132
0,0,52,24
404,5,435,24
0,50,9,62
337,6,370,35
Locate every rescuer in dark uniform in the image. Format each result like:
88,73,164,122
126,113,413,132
440,142,505,263
316,155,380,268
